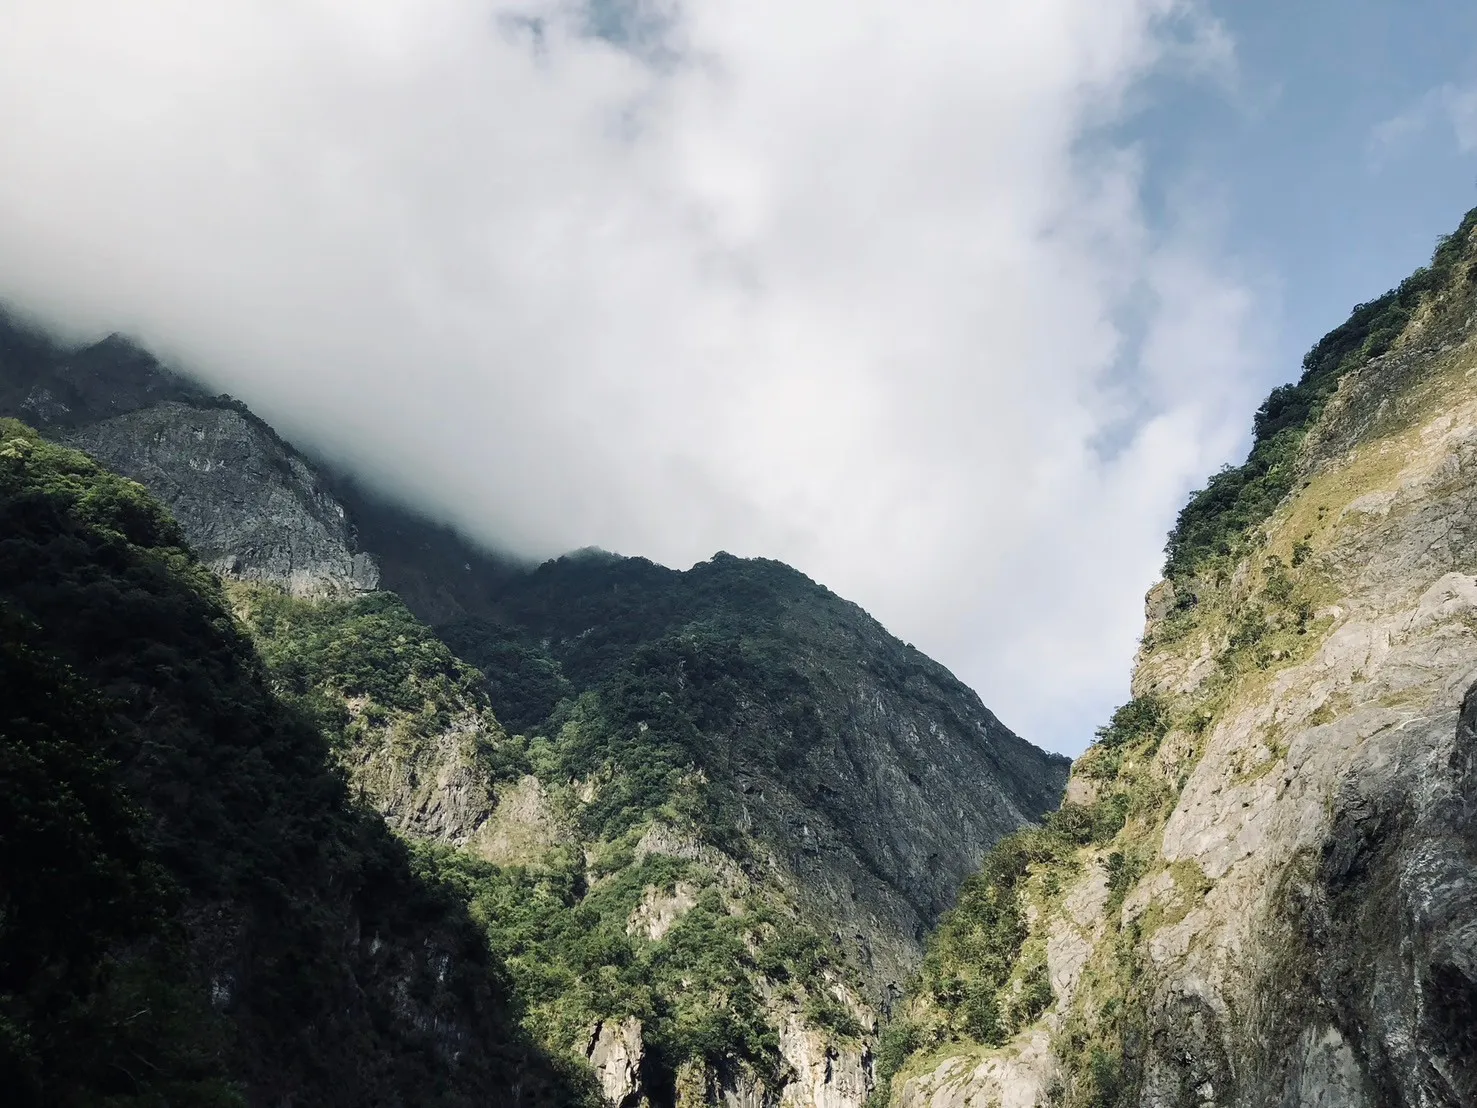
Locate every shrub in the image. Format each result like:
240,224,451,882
1092,697,1168,751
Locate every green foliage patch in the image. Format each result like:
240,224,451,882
425,844,850,1090
0,609,242,1107
237,587,484,716
545,629,825,840
437,618,573,734
914,795,1129,1050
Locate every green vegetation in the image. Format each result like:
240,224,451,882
1092,697,1168,751
879,683,1187,1103
911,795,1129,1045
230,565,832,844
0,419,588,1107
1164,206,1477,581
873,727,1167,1106
237,586,486,717
228,583,533,781
487,551,802,689
866,1019,925,1107
0,610,240,1107
438,618,573,734
220,557,862,1088
426,845,856,1089
542,629,824,840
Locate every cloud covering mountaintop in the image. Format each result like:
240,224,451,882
0,0,1265,752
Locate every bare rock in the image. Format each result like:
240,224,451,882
587,1017,646,1107
627,882,700,942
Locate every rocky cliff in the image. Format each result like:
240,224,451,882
0,321,379,594
0,310,1069,1107
883,211,1477,1106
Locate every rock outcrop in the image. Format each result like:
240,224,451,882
588,1018,647,1108
0,319,378,595
776,1017,874,1108
68,403,379,594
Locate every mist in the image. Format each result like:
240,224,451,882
0,0,1267,753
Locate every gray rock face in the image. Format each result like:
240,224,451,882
1124,321,1477,1108
64,403,379,595
0,318,378,596
337,704,504,854
587,1017,646,1107
733,621,1068,992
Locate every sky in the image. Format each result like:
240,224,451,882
0,2,1475,755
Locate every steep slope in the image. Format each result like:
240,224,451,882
471,550,1067,986
0,421,587,1107
0,312,1069,1106
882,211,1477,1106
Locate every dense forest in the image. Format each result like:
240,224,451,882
0,419,590,1107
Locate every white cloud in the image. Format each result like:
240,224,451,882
1371,80,1477,161
0,0,1262,753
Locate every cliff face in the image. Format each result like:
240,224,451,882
68,404,380,594
0,311,1068,1107
887,214,1477,1107
0,322,378,595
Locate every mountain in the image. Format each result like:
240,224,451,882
878,211,1477,1105
0,315,1069,1106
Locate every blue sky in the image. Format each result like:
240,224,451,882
1134,1,1477,416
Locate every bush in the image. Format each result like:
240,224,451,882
1092,697,1168,751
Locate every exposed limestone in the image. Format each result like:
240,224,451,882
340,708,499,848
635,823,749,891
0,326,381,596
776,1015,873,1108
1279,1026,1371,1108
587,1017,647,1108
627,882,700,942
473,774,568,865
652,1004,874,1108
895,1032,1056,1108
1044,861,1109,1009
